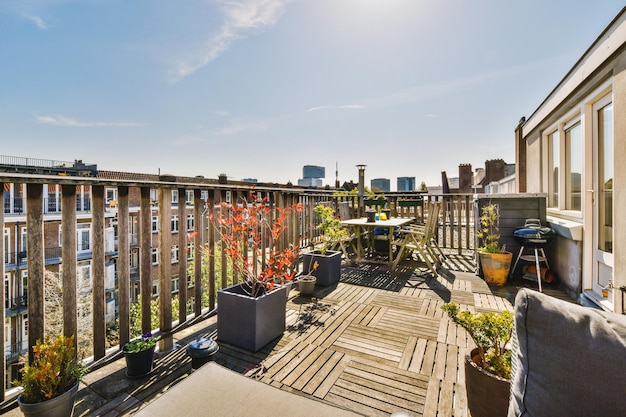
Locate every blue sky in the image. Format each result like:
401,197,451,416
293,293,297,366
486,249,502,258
1,0,624,189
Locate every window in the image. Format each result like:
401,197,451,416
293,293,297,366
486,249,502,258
186,190,194,205
77,223,91,253
152,216,158,233
171,215,179,233
565,122,582,211
4,228,9,264
4,273,9,309
171,245,179,263
187,242,194,260
152,280,159,296
544,116,582,214
20,226,27,254
172,275,179,293
151,248,158,265
187,214,194,232
171,190,179,205
547,130,559,208
188,273,194,288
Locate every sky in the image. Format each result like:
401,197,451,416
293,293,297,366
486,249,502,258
1,0,625,190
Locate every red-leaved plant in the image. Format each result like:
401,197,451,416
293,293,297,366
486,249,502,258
209,190,303,297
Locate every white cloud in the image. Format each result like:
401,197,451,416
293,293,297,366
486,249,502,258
170,0,289,82
306,104,365,112
35,114,143,127
23,14,49,29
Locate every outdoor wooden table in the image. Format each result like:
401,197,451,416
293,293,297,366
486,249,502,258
341,217,414,266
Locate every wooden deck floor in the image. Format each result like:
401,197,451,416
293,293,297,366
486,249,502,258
1,257,575,417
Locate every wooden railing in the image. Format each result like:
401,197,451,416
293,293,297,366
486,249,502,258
0,172,477,400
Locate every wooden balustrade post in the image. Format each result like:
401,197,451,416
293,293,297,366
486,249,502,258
118,186,130,349
207,190,216,311
158,187,173,351
91,185,106,359
177,187,187,324
26,184,44,363
193,188,204,316
60,185,77,348
139,187,152,335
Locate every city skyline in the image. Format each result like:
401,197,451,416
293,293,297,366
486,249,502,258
1,1,624,189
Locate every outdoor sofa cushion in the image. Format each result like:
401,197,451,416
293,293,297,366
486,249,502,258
508,289,626,417
134,361,362,417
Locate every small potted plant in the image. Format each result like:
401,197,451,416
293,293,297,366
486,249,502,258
441,303,513,417
122,332,161,377
301,205,349,286
15,335,88,417
476,203,512,285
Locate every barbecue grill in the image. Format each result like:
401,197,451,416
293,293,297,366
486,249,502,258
512,219,555,292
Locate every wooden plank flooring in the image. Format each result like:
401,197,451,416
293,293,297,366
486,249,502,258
49,255,575,417
211,265,519,416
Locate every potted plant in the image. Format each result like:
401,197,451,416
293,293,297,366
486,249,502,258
441,303,513,417
210,190,302,352
122,332,161,377
301,205,348,286
15,335,88,417
476,203,512,285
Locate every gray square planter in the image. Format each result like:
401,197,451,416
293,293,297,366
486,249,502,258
217,282,288,352
302,250,342,286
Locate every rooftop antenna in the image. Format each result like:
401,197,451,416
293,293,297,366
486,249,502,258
335,161,339,189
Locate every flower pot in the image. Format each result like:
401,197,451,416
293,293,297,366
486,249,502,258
366,211,377,222
217,282,288,352
124,345,156,377
298,275,316,296
398,199,423,207
478,251,512,286
464,348,510,417
302,250,342,286
18,382,79,417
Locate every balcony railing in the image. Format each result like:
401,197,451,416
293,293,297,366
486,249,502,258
0,172,479,401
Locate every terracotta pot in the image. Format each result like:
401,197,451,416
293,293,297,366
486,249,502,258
479,251,512,286
464,348,510,417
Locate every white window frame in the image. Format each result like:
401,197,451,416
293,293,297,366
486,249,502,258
171,245,179,264
151,248,158,265
152,216,158,233
187,214,194,232
77,223,91,254
542,109,584,219
172,275,179,294
171,215,179,233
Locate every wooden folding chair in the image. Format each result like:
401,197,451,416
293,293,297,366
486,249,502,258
391,201,441,275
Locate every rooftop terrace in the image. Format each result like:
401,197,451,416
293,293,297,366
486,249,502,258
2,256,572,417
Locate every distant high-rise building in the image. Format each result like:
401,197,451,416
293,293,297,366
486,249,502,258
302,165,325,179
397,177,415,191
371,178,390,192
299,165,325,188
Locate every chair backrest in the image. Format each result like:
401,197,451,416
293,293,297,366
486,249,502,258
424,201,440,240
338,201,352,220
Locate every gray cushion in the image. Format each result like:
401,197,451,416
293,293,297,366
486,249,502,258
509,289,626,417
